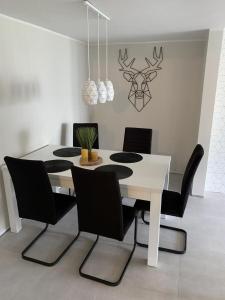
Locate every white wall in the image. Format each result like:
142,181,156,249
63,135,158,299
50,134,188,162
205,31,225,193
193,30,224,196
91,41,206,173
0,15,89,233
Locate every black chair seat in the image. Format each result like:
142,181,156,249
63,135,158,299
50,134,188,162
122,205,136,238
135,190,182,218
53,192,77,225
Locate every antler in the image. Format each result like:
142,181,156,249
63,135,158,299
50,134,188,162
142,47,163,74
118,49,137,74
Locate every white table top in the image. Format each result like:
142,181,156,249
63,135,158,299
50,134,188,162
21,145,171,197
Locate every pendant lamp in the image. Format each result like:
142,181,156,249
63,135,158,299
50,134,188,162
105,20,114,101
97,13,107,103
82,6,98,105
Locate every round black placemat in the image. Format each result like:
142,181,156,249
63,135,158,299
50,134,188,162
110,152,143,163
53,147,81,157
95,164,133,180
44,160,73,173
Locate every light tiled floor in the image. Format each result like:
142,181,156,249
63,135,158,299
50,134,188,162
0,174,225,300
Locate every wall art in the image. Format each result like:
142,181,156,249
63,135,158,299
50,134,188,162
118,47,163,112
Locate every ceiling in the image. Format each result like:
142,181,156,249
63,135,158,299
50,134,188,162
0,0,225,43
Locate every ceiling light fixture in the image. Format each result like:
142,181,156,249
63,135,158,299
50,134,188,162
82,5,98,105
84,0,110,21
82,0,113,105
97,13,107,103
105,19,114,102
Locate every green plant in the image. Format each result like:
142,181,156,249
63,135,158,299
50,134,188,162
76,127,97,151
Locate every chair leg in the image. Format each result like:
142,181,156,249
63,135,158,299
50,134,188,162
79,217,137,286
22,224,80,266
141,211,149,225
137,222,187,254
159,225,187,254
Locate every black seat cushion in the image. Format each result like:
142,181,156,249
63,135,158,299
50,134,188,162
122,205,136,237
53,193,77,225
134,190,182,218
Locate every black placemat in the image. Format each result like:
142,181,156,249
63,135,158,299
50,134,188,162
110,152,143,163
44,160,73,173
53,147,81,157
95,164,133,180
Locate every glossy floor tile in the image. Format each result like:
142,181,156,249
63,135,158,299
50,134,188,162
0,173,224,299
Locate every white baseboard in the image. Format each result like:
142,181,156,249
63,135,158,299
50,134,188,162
0,227,9,237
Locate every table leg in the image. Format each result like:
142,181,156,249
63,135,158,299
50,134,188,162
164,167,170,190
148,191,162,267
161,167,170,220
2,167,22,233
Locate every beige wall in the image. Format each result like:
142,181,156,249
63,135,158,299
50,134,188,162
0,15,89,233
91,41,206,173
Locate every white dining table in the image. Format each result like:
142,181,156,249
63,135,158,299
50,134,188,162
2,144,171,267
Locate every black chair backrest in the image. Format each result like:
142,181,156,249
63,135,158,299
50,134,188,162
71,166,124,241
180,144,204,216
123,127,152,154
4,156,56,224
73,123,99,149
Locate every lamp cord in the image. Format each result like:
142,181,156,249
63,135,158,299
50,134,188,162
98,13,100,82
106,19,108,81
87,6,90,81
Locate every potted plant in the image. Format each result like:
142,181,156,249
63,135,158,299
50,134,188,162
76,127,98,161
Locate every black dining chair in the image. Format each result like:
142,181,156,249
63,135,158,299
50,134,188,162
71,166,137,286
4,156,79,266
73,123,99,149
123,127,152,154
122,127,152,218
134,144,204,254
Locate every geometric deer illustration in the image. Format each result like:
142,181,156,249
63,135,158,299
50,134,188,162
118,47,163,112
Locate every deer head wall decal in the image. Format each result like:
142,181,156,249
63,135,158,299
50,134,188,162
118,47,163,112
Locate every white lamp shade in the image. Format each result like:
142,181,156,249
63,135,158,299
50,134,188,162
82,80,98,105
105,80,114,101
97,81,107,103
